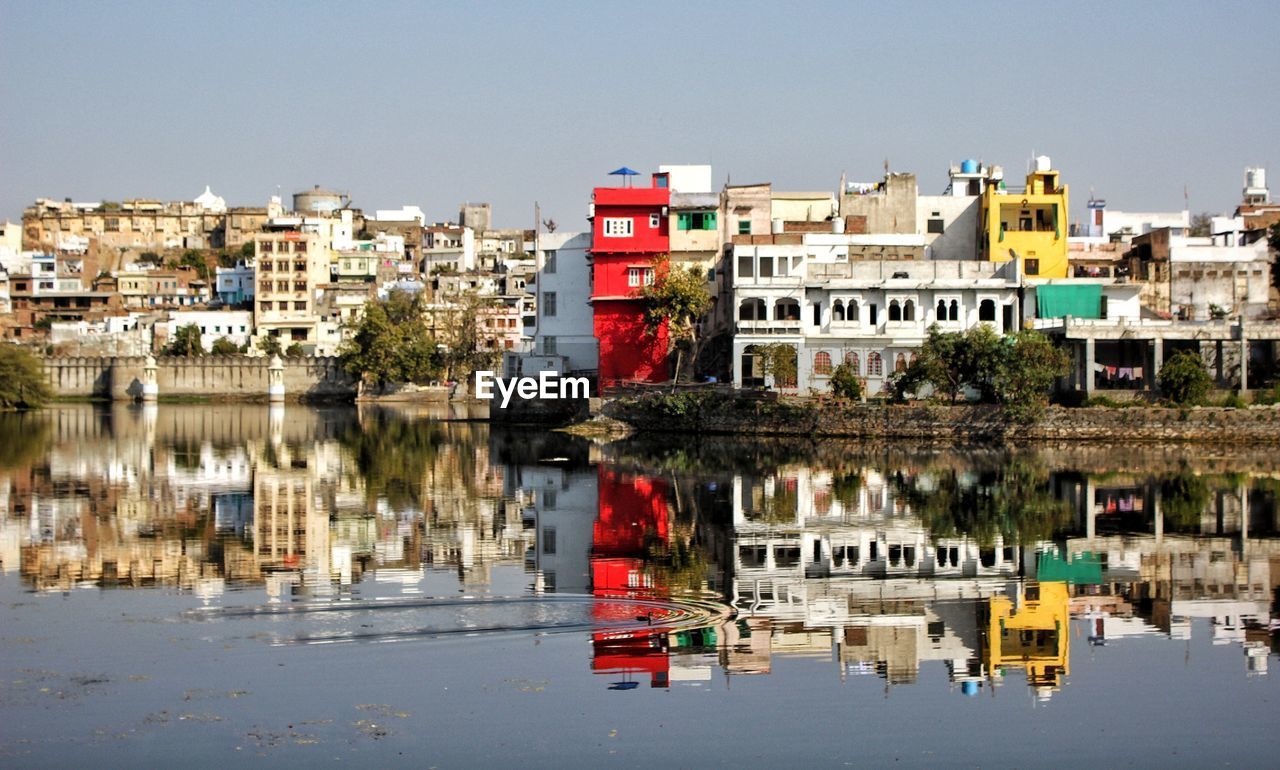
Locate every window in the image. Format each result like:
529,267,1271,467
758,256,773,278
541,527,556,554
294,281,307,291
936,298,947,320
738,219,751,235
603,218,633,237
677,211,718,230
542,489,557,509
544,250,556,274
845,351,860,374
649,213,660,228
737,255,754,278
627,267,654,287
1025,258,1040,276
814,351,832,375
542,336,556,355
812,303,821,326
775,299,800,321
888,300,902,322
832,300,845,322
868,303,878,325
868,352,883,376
979,299,996,322
895,353,907,372
543,292,556,317
294,301,307,311
927,218,944,234
259,301,271,312
903,299,915,321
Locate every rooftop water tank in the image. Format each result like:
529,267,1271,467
960,159,978,174
1034,155,1052,172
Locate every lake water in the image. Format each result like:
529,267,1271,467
1,404,1278,767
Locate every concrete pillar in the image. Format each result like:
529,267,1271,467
1153,490,1163,545
142,355,158,402
268,355,285,403
1215,340,1224,383
1083,338,1095,397
1151,338,1163,392
1240,337,1249,392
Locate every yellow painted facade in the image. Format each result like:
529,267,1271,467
984,581,1070,694
981,168,1069,278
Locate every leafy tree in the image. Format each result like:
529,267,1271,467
138,251,163,266
641,255,713,381
435,291,501,384
0,345,53,410
210,336,241,356
166,324,205,356
997,330,1071,422
285,342,305,359
239,241,255,260
1157,349,1211,405
757,343,797,389
258,335,283,357
830,360,862,401
1160,471,1211,529
339,289,445,387
890,325,1067,421
175,249,213,281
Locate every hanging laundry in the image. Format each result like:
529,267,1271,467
1132,366,1143,379
1118,367,1133,379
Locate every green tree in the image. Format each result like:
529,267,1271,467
285,342,305,358
997,330,1071,422
830,360,862,401
757,343,797,389
0,346,53,410
176,249,213,281
641,254,713,382
339,289,445,387
138,251,163,266
210,336,241,356
166,324,205,356
258,335,283,357
1157,349,1211,405
437,291,501,385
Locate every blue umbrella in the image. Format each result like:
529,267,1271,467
608,166,640,187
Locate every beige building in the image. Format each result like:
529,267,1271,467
253,232,331,346
22,195,226,252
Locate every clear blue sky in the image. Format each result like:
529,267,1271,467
1,0,1275,230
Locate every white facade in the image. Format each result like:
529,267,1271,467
215,261,255,304
165,310,254,351
658,164,714,193
732,235,1021,394
524,465,596,594
528,231,597,373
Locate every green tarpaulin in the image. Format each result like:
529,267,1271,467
1037,284,1102,319
1037,550,1103,584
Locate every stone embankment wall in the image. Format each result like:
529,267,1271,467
607,397,1280,443
43,356,356,401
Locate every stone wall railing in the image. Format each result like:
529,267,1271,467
41,355,357,401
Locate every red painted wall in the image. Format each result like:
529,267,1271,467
594,301,668,385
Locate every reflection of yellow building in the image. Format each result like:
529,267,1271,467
981,159,1069,278
985,581,1070,696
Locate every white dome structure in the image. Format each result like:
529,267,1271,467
194,185,226,213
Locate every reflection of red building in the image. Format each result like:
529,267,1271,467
590,172,671,385
590,467,673,687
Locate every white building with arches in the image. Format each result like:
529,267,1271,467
731,233,1023,395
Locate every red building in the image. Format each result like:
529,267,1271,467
589,171,671,385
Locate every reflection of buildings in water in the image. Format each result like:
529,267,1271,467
982,581,1070,700
419,437,529,587
520,463,596,595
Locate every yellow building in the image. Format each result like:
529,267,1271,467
981,158,1069,278
984,581,1070,696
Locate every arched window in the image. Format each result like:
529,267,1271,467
832,300,845,322
814,351,833,375
775,298,801,321
739,298,766,321
895,353,907,372
909,352,919,367
903,299,915,321
979,299,996,322
936,299,947,320
948,299,959,321
844,351,860,374
868,352,883,376
847,300,859,323
888,299,902,322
